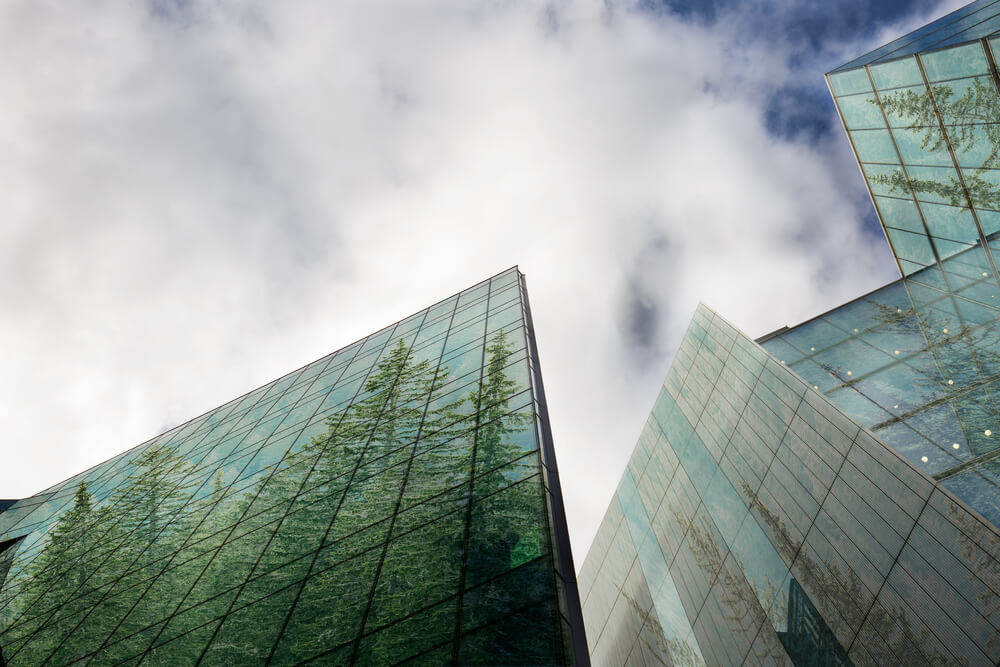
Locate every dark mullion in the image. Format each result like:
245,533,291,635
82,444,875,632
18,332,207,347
189,327,393,665
119,337,372,663
344,297,461,664
259,314,436,665
9,389,269,664
449,282,496,665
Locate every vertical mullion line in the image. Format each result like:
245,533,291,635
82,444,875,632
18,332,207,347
449,283,494,665
344,297,459,664
189,348,368,664
518,271,590,666
259,310,434,665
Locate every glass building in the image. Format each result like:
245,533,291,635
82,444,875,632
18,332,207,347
0,267,588,666
581,3,1000,665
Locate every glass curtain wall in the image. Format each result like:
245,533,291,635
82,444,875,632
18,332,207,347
0,267,584,666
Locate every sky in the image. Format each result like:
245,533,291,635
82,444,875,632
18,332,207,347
0,0,971,564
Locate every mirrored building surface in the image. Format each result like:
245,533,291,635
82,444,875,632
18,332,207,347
582,4,1000,665
759,260,1000,531
581,305,1000,666
829,0,1000,279
0,267,587,666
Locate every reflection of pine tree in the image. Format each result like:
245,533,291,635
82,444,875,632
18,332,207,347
2,482,109,664
2,443,198,665
1,327,543,664
741,480,960,666
620,589,706,667
873,80,1000,210
671,508,788,663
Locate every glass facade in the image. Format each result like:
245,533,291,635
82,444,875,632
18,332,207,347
580,305,1000,666
829,8,1000,280
0,267,587,666
758,260,1000,531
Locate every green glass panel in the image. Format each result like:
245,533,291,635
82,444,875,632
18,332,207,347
365,511,464,629
270,547,381,663
201,586,299,664
466,477,547,589
461,557,554,632
871,57,923,89
356,597,457,666
921,43,989,82
829,68,872,96
458,599,563,666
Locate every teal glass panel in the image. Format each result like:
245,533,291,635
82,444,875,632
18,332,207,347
864,163,909,197
949,125,1000,169
871,57,923,89
940,460,1000,526
893,126,952,166
965,167,1000,211
933,236,976,261
880,85,934,128
907,165,965,204
851,128,899,163
829,68,872,96
919,201,979,242
900,258,929,275
885,227,936,265
876,196,925,233
921,43,989,82
837,92,885,130
826,386,893,425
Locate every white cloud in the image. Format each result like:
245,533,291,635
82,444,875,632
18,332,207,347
1,0,946,564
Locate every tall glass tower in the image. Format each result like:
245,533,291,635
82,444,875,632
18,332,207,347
581,2,1000,665
0,267,587,666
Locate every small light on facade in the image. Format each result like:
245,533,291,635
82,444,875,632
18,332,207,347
813,385,819,390
943,328,949,334
921,456,929,463
847,371,853,376
896,308,902,313
894,350,900,355
986,430,993,437
810,347,815,351
984,272,989,277
893,405,899,409
853,328,859,333
947,379,954,385
953,443,961,449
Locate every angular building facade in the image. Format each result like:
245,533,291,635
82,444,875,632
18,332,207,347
581,2,1000,665
0,267,587,666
